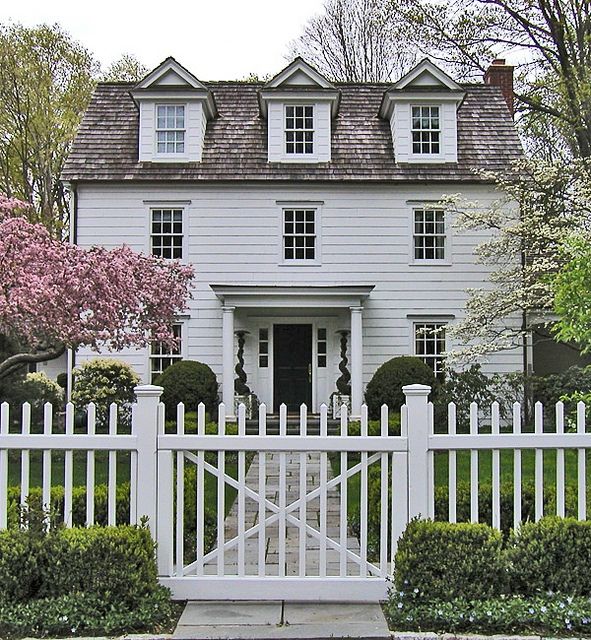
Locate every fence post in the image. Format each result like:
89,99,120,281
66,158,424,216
133,385,163,539
403,384,432,521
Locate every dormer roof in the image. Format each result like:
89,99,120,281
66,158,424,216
258,57,340,118
380,59,465,119
131,56,217,119
265,57,337,90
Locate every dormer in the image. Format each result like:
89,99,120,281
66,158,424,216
131,57,216,163
259,58,340,163
380,59,465,164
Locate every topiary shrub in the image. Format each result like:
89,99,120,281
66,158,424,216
394,518,507,601
365,356,435,419
155,360,218,419
508,517,591,596
72,359,140,427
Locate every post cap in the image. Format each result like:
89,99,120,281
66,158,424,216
402,384,432,396
134,384,164,398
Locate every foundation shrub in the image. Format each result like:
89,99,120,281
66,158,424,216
155,360,218,419
365,356,435,419
72,358,140,427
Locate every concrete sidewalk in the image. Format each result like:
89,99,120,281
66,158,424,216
173,601,391,639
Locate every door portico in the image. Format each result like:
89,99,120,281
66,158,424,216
210,284,374,418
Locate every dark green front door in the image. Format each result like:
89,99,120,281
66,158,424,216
273,324,312,412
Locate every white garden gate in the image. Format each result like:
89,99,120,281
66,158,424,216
1,384,591,602
155,401,408,601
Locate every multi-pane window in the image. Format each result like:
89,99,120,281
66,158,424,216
285,105,314,155
283,209,316,261
259,328,269,368
411,106,440,154
317,328,327,368
413,208,445,260
414,323,446,378
150,324,182,382
156,105,185,154
151,209,183,259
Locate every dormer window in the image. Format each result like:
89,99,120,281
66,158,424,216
156,105,185,154
411,106,440,155
131,57,216,163
258,58,339,163
380,59,465,164
286,105,314,155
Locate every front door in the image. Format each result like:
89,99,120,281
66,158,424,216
273,324,312,412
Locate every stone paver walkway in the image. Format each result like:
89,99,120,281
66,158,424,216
203,451,362,576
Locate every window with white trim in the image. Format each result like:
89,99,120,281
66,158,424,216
411,106,440,154
150,324,182,382
151,208,183,259
156,105,185,154
414,322,446,378
413,208,445,261
283,208,316,260
317,328,327,367
285,105,314,155
259,328,269,368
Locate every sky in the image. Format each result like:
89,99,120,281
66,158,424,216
0,0,326,80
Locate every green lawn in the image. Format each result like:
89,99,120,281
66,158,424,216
5,412,243,519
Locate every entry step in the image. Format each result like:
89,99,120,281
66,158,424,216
173,601,390,640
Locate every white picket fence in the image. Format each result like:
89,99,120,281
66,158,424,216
0,383,590,601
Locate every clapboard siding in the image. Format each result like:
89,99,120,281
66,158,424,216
74,183,522,391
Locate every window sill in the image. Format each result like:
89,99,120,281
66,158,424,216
277,261,322,267
149,154,194,163
409,260,452,267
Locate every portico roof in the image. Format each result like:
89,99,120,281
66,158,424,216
209,283,375,308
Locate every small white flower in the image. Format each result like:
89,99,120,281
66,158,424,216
398,602,404,609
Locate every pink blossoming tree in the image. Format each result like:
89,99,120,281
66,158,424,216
0,195,194,381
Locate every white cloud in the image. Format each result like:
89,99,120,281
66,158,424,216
0,0,325,79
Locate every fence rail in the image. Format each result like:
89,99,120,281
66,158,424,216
0,383,589,601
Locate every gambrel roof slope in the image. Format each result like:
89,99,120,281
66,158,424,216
62,81,522,183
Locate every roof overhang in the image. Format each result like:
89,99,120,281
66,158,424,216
131,57,217,119
379,90,466,120
258,89,341,119
210,283,375,308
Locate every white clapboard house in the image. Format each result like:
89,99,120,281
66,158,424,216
57,56,523,417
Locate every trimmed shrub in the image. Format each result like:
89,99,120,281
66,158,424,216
72,358,140,427
0,529,39,602
394,518,507,601
37,526,158,604
508,517,591,595
156,359,218,419
533,365,591,411
0,520,180,637
0,523,158,605
365,356,435,419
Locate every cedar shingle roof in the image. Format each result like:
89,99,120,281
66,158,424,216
62,81,522,183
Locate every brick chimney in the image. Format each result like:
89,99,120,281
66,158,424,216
484,59,514,116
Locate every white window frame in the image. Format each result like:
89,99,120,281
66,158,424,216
150,207,185,260
413,321,447,379
149,322,185,383
411,104,441,156
411,206,447,263
155,103,187,157
284,104,315,156
278,204,322,265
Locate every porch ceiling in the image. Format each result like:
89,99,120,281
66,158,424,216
209,283,375,308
